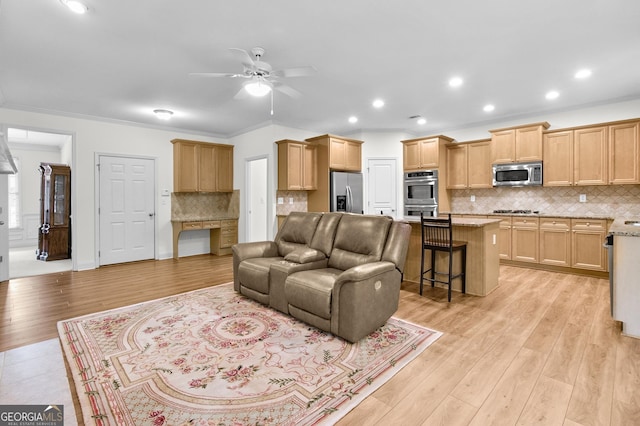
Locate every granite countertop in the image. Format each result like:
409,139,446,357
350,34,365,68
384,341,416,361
171,216,238,222
403,216,502,227
608,218,640,237
446,211,613,220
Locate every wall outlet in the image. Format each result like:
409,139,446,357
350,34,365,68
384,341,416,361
470,195,476,202
277,197,284,205
579,194,587,203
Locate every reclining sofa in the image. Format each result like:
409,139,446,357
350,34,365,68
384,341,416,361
232,211,411,342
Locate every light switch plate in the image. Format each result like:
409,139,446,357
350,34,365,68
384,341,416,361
289,197,294,204
277,197,284,205
579,194,587,203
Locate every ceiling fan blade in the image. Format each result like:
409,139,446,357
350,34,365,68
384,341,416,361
229,48,255,69
233,86,250,100
272,66,317,78
273,82,302,99
189,72,247,78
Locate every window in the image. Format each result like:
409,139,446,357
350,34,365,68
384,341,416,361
8,157,21,229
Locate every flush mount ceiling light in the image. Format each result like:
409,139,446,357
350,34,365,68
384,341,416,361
244,78,272,97
409,115,427,125
348,116,358,124
60,0,88,14
153,109,174,120
448,76,464,88
372,99,385,108
483,104,495,112
545,90,560,100
575,68,592,79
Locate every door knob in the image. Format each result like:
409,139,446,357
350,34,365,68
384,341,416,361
149,213,155,217
0,221,4,225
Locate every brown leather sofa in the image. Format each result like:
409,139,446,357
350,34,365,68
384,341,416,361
232,211,411,342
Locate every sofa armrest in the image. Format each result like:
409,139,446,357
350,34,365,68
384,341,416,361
335,261,396,285
284,247,326,264
232,241,278,262
232,241,278,292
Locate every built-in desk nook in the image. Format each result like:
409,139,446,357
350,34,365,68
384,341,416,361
403,217,501,296
172,219,238,259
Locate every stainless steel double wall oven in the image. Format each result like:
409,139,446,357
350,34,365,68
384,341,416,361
403,169,438,217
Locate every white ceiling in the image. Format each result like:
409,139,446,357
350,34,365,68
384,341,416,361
1,0,639,138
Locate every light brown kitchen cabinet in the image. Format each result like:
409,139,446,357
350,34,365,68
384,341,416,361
573,126,608,185
467,139,493,188
402,136,454,171
571,219,607,271
539,218,571,267
446,143,468,189
543,130,574,186
276,139,317,190
511,217,539,263
172,139,234,192
490,122,549,164
608,121,639,184
498,217,512,260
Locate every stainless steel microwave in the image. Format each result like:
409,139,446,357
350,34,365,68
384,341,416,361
493,162,543,187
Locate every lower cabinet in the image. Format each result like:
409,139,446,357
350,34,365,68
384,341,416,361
498,217,512,260
571,219,607,271
511,217,539,263
539,218,571,267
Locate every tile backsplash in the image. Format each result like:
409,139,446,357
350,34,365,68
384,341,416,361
171,190,240,220
451,185,640,217
275,191,308,215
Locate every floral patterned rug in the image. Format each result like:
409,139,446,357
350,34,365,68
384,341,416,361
58,283,441,425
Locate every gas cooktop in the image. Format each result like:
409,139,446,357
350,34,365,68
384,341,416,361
492,209,539,214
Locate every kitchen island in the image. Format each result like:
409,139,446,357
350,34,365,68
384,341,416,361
608,219,640,339
403,217,502,297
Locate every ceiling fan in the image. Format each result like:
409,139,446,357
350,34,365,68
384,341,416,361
190,47,316,100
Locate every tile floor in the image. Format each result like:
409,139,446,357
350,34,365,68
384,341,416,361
0,338,78,425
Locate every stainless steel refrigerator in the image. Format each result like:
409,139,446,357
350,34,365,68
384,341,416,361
330,171,363,213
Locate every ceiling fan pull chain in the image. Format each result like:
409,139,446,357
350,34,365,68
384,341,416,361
270,90,274,116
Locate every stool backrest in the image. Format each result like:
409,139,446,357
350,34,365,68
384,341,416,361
420,213,453,250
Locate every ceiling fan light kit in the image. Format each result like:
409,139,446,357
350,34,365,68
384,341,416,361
153,109,174,120
244,79,272,97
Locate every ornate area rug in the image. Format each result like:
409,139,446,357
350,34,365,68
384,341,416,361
58,283,441,425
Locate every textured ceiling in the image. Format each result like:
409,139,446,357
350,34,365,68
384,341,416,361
1,0,639,138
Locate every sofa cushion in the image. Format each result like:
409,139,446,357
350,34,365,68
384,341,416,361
275,212,322,257
328,215,392,271
285,268,342,319
309,212,342,256
237,256,283,294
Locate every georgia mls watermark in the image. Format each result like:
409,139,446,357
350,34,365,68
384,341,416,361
0,405,64,426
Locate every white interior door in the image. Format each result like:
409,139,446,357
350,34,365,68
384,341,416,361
367,158,397,217
246,157,268,242
0,174,8,281
98,155,155,265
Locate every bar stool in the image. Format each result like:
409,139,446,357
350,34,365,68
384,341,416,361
419,213,467,302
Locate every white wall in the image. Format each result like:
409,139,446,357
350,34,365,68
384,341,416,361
0,108,226,270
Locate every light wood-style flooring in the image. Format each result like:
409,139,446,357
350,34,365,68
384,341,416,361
1,255,638,425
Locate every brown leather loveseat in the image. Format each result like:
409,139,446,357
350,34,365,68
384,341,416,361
232,212,411,342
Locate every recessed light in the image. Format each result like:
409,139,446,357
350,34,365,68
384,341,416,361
483,104,495,112
153,109,174,120
545,91,560,100
348,116,358,124
372,99,385,108
60,0,88,14
417,117,427,125
449,77,463,88
575,69,592,79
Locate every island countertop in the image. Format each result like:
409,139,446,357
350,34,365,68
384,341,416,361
608,218,640,237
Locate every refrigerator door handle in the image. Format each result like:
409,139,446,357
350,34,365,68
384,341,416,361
346,185,352,212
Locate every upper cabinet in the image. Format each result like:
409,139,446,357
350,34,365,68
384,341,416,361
490,122,550,164
609,121,640,184
574,126,608,185
306,134,363,172
401,135,453,171
172,139,234,192
276,139,317,190
543,130,574,186
446,139,492,189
